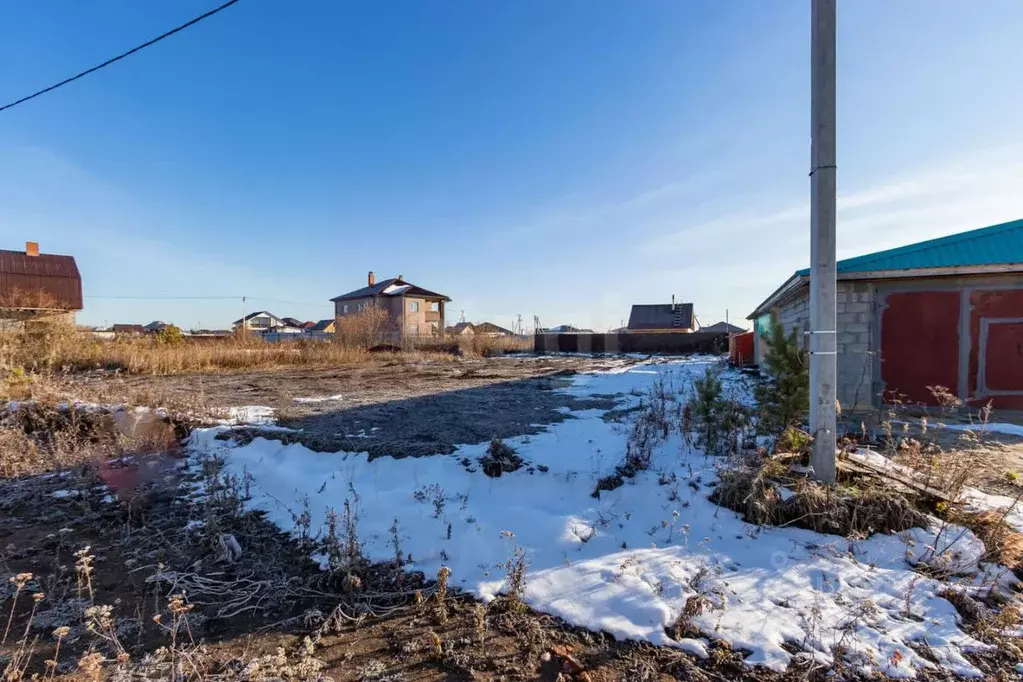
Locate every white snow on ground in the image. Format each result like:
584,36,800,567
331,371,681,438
191,358,1012,678
223,406,276,425
963,488,1023,533
942,422,1023,438
293,394,344,404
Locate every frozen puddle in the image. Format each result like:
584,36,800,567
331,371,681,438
191,358,1012,677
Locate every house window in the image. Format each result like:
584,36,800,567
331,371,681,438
409,301,420,313
408,323,419,336
429,302,439,312
342,304,348,314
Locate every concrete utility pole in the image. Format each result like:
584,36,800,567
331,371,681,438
809,0,838,483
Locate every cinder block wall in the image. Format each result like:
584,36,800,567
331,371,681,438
766,281,877,413
835,282,876,412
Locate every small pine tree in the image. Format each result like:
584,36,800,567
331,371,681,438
690,368,723,452
754,318,809,435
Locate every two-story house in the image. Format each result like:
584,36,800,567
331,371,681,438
330,271,450,338
232,310,288,333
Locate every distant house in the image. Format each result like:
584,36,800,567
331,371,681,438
282,317,304,329
474,322,515,337
627,301,695,333
446,321,515,337
309,318,336,333
300,321,316,330
144,321,169,333
331,271,451,338
747,218,1023,410
701,321,745,334
232,311,287,333
0,241,82,325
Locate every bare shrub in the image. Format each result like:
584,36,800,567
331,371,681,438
335,307,395,349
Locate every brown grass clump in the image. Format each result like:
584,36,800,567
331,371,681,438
778,479,928,536
0,400,186,479
712,458,928,536
710,459,786,527
945,508,1023,571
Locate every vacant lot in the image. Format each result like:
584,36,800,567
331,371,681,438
64,355,631,457
2,354,1022,681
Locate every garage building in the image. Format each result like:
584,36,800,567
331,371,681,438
748,218,1023,411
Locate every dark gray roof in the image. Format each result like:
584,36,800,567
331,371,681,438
310,318,335,332
701,321,745,334
330,278,451,303
628,303,694,331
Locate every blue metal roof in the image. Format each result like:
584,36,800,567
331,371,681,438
795,217,1023,276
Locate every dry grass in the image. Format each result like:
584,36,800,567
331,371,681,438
944,506,1023,572
415,334,532,358
0,319,531,381
712,457,928,537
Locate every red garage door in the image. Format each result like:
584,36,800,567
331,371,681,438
880,291,961,404
983,320,1023,392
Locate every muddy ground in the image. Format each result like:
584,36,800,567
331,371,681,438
0,443,824,682
68,356,635,458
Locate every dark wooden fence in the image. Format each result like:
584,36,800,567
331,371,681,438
534,331,728,355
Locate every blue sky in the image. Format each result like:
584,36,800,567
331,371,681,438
1,1,1021,331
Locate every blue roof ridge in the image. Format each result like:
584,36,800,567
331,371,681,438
836,217,1023,270
793,217,1023,276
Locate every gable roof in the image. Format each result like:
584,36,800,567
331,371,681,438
231,310,281,325
701,321,745,334
628,303,695,331
0,248,83,310
447,322,474,334
331,277,451,302
282,317,304,328
750,218,1023,319
310,318,335,332
475,322,515,335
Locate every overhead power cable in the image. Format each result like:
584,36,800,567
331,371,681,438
0,0,244,114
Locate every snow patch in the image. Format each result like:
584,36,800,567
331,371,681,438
223,406,276,425
942,422,1023,438
293,394,344,404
